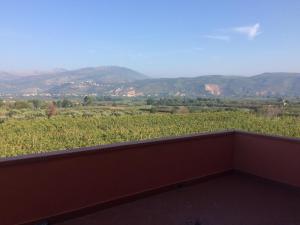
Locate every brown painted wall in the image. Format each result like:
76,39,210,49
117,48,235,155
234,131,300,188
1,131,300,225
0,132,234,225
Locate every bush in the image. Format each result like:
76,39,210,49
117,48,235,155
61,99,73,108
82,111,94,118
150,107,157,113
0,117,6,124
14,101,33,110
7,110,20,118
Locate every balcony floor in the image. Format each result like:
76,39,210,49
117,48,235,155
57,173,300,225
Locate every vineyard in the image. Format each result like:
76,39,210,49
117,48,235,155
1,111,300,158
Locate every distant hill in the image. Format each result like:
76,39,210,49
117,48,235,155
0,67,300,97
0,66,147,95
126,73,300,97
0,72,21,81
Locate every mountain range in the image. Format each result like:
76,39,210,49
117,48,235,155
1,66,300,98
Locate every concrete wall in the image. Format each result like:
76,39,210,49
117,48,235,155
0,132,234,225
1,131,300,225
234,131,300,188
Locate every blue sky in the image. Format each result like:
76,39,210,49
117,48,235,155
0,0,300,77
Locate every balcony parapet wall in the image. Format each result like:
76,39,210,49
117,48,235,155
0,130,300,225
234,131,300,188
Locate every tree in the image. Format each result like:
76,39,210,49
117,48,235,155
0,99,4,108
83,96,94,106
146,98,155,105
7,110,18,118
149,107,157,113
62,99,73,108
29,99,42,109
56,100,62,108
47,102,57,118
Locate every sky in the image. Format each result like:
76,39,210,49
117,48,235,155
0,0,300,77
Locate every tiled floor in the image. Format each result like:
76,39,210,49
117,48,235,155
57,173,300,225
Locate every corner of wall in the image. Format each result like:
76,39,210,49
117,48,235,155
231,130,240,170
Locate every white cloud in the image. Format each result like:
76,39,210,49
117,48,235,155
201,35,230,41
233,23,261,40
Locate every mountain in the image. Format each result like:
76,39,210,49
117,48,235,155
0,66,148,95
0,68,300,98
0,71,21,81
127,73,300,97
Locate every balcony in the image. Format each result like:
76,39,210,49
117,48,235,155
0,131,300,225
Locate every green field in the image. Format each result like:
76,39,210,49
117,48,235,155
1,110,300,158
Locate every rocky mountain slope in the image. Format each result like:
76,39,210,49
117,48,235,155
0,67,300,97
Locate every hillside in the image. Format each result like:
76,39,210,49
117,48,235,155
128,73,300,97
0,66,147,96
0,72,21,81
0,68,300,97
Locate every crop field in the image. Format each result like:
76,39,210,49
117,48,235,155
1,109,300,158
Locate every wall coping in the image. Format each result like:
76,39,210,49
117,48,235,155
1,130,300,167
0,130,234,167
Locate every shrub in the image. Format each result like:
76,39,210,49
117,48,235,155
47,102,57,118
